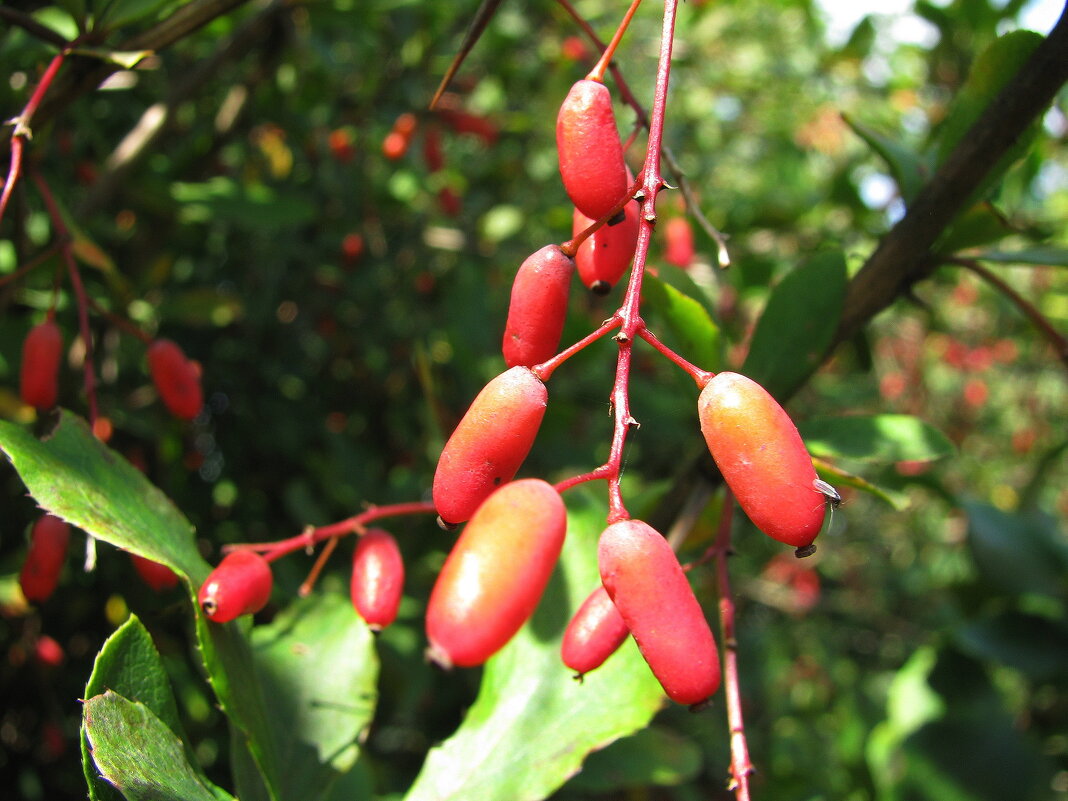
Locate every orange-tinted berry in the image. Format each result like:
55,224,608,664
560,585,629,677
350,529,404,631
698,372,825,549
19,514,71,603
426,479,566,668
383,112,418,160
129,553,180,592
598,519,721,706
432,366,548,525
502,245,575,368
148,339,203,421
573,198,639,293
664,217,695,268
198,550,273,623
556,79,629,221
20,319,63,410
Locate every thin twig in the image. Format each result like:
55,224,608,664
951,256,1068,369
0,7,70,48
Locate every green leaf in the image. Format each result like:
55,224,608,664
642,265,723,374
932,30,1045,211
934,31,1044,166
954,611,1068,681
70,47,155,68
83,691,224,801
842,114,930,202
0,412,209,583
742,251,848,400
799,414,955,464
565,726,702,792
82,616,195,801
964,501,1068,599
811,457,910,510
404,488,665,801
240,593,379,801
935,203,1014,256
969,245,1068,267
98,0,180,30
171,178,316,229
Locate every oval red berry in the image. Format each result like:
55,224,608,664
556,79,629,221
19,514,71,603
198,550,273,623
560,584,630,677
148,339,203,421
426,479,567,668
20,319,63,410
432,366,548,526
698,372,824,549
350,529,404,631
598,519,721,706
502,245,575,368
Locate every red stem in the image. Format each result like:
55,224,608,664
637,327,715,387
711,496,754,799
2,50,69,226
533,316,621,381
31,170,98,425
587,0,644,82
223,501,438,562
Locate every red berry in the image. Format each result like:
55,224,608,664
436,108,498,145
422,125,445,172
598,519,721,706
502,245,575,368
129,553,180,592
432,366,548,525
664,217,695,268
437,186,462,217
383,112,418,160
328,128,355,163
19,514,71,603
350,529,404,631
426,479,566,668
698,372,825,550
560,585,629,678
341,232,365,265
556,79,629,221
147,339,203,421
20,319,63,410
573,197,639,293
33,634,65,668
198,550,273,623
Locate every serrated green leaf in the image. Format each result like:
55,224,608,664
643,265,722,373
0,412,208,583
83,691,223,801
82,616,228,801
742,251,847,400
842,114,930,202
799,414,955,464
970,245,1068,267
244,593,378,801
404,488,665,801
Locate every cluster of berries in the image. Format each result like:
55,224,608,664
195,69,836,711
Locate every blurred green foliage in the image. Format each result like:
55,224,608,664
1,0,1066,799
